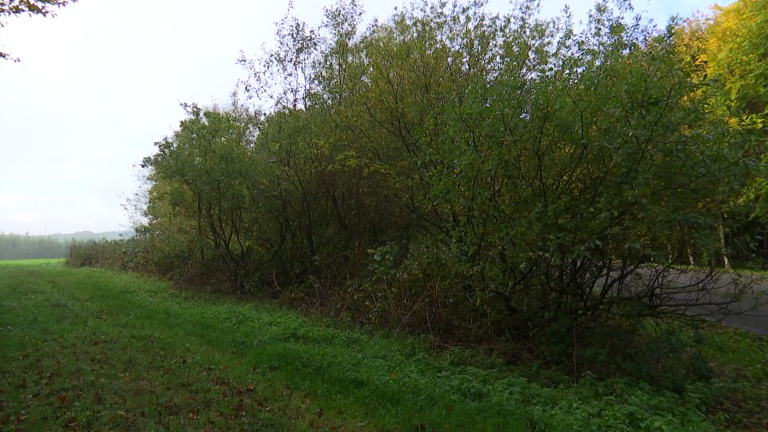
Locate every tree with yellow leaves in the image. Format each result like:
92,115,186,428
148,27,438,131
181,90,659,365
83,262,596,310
706,0,767,122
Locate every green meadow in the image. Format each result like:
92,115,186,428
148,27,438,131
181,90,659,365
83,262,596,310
1,261,766,432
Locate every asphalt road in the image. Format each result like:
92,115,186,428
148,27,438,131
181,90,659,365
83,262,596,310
604,268,768,335
690,279,768,335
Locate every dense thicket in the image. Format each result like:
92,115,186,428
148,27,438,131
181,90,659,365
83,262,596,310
0,233,68,260
676,0,768,267
69,0,764,381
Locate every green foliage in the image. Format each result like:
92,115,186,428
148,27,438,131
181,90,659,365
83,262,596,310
0,233,69,260
633,328,713,394
705,0,768,121
66,238,151,273
676,0,768,262
695,323,768,430
705,0,768,223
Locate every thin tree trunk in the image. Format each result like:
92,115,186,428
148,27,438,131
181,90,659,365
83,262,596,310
719,220,731,269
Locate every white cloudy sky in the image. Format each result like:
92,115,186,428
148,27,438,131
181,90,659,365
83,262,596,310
0,0,726,235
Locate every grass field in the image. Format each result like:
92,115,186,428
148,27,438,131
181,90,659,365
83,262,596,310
0,261,765,431
0,258,65,266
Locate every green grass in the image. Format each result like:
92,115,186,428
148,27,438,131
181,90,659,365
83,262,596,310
696,324,768,430
0,258,64,265
0,261,759,431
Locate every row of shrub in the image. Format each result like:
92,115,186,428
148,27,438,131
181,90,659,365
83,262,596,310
68,0,766,391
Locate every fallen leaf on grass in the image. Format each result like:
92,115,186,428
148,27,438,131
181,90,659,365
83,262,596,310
303,398,311,405
188,411,199,420
317,408,324,419
92,341,99,346
246,384,255,392
57,395,66,405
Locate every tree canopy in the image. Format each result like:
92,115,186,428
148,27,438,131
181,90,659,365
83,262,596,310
705,0,768,121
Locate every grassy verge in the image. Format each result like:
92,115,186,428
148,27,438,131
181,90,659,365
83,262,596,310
0,262,763,431
0,258,65,266
696,324,768,430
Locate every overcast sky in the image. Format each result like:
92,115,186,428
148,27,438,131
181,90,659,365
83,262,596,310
0,0,727,235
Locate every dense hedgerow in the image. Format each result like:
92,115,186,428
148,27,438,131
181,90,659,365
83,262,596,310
69,0,762,386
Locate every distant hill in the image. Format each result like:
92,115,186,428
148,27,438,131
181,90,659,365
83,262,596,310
48,231,134,242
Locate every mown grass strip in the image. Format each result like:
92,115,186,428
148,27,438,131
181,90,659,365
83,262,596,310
0,262,720,431
0,258,64,266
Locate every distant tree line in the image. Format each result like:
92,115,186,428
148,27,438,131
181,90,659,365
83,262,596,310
0,231,129,260
47,230,133,242
0,233,69,260
68,0,767,388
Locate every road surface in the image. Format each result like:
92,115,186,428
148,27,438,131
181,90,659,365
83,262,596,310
691,278,768,335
